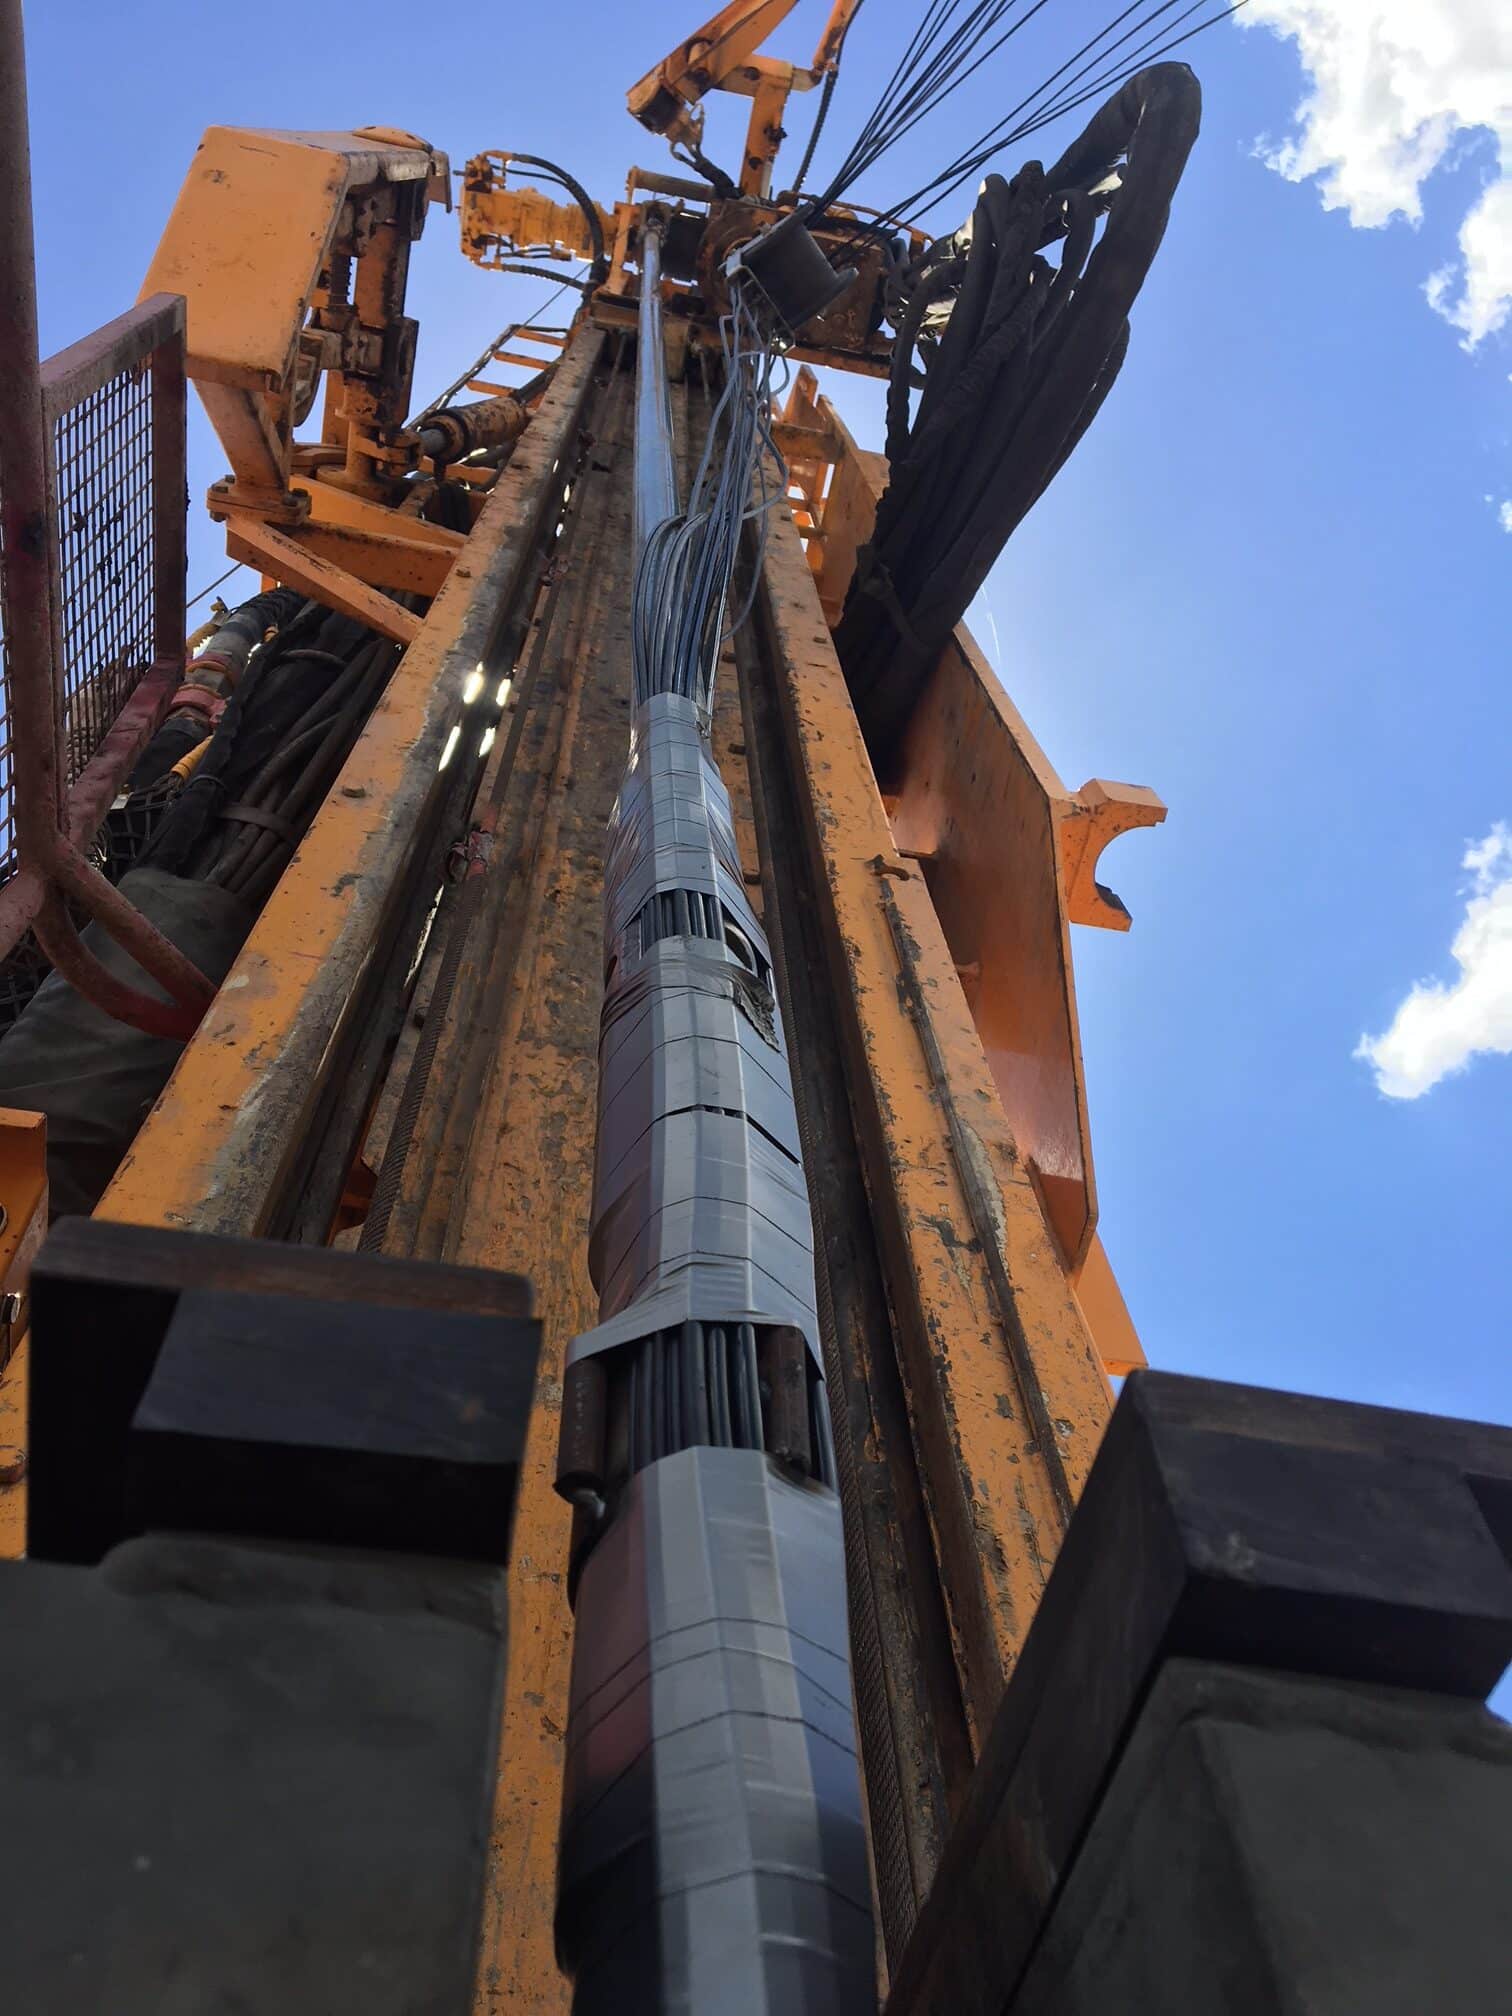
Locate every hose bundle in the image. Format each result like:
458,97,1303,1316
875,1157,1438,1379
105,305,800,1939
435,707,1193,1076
133,601,402,911
837,62,1202,764
631,284,785,713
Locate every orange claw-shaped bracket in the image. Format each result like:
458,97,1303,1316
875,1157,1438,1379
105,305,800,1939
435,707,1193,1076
1057,779,1167,932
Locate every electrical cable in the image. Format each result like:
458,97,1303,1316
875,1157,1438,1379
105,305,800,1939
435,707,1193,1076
870,0,1243,227
835,62,1203,765
802,0,1238,235
630,280,786,715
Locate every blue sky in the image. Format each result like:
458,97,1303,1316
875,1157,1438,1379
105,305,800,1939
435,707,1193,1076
22,3,1510,1523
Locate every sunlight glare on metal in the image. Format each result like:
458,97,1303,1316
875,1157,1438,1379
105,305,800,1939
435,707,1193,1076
496,675,513,707
437,723,462,771
463,667,485,704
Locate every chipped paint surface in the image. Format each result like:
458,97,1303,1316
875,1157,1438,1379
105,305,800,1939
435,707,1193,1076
756,494,1112,1745
96,330,606,1237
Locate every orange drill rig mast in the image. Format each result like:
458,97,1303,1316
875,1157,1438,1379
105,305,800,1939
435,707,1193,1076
0,3,1509,2013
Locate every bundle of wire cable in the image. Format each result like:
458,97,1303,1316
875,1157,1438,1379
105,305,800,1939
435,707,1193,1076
630,283,786,713
800,0,1240,231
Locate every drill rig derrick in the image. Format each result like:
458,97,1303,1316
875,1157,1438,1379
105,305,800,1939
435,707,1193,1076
3,4,1510,2014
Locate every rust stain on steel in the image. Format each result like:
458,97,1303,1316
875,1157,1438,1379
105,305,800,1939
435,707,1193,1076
756,498,1112,1746
97,326,607,1238
456,452,634,2016
363,355,634,2015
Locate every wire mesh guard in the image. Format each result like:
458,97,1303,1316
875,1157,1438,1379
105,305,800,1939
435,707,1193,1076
0,295,184,1023
0,358,159,888
54,366,158,794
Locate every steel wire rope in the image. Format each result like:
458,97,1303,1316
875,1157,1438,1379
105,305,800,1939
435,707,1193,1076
801,0,1241,245
357,340,634,1256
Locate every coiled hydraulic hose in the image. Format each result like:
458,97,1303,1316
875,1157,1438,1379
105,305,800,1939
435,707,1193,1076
837,62,1202,768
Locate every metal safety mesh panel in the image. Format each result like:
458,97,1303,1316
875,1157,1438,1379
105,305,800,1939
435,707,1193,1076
0,360,158,888
54,367,157,793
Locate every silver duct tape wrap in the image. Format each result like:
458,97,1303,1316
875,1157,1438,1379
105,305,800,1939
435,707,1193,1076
555,1446,874,2014
556,251,874,2016
569,693,819,1366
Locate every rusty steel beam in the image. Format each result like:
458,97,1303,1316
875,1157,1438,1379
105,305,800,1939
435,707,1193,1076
96,324,607,1237
38,293,186,426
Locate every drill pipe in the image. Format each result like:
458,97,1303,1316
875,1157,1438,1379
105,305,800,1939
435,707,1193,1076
552,221,875,2016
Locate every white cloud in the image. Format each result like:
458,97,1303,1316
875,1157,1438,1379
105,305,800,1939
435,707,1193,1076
1355,823,1512,1098
1499,499,1512,530
1244,1,1512,347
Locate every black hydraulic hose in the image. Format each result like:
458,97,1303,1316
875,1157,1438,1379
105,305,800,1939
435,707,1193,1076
228,641,398,907
884,252,964,465
203,645,377,889
837,62,1202,768
502,153,608,280
214,584,304,643
491,262,594,291
128,586,309,794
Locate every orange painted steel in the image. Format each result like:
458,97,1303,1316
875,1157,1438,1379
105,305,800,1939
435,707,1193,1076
143,124,471,631
889,629,1102,1270
781,368,1165,1281
0,1107,46,1561
756,493,1113,1748
461,153,614,271
1070,1231,1147,1378
453,516,624,2016
222,511,424,643
360,355,636,2015
626,0,862,195
142,125,446,501
1058,777,1168,930
95,327,605,1240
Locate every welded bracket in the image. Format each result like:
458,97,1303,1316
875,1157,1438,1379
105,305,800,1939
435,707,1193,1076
1057,779,1167,931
